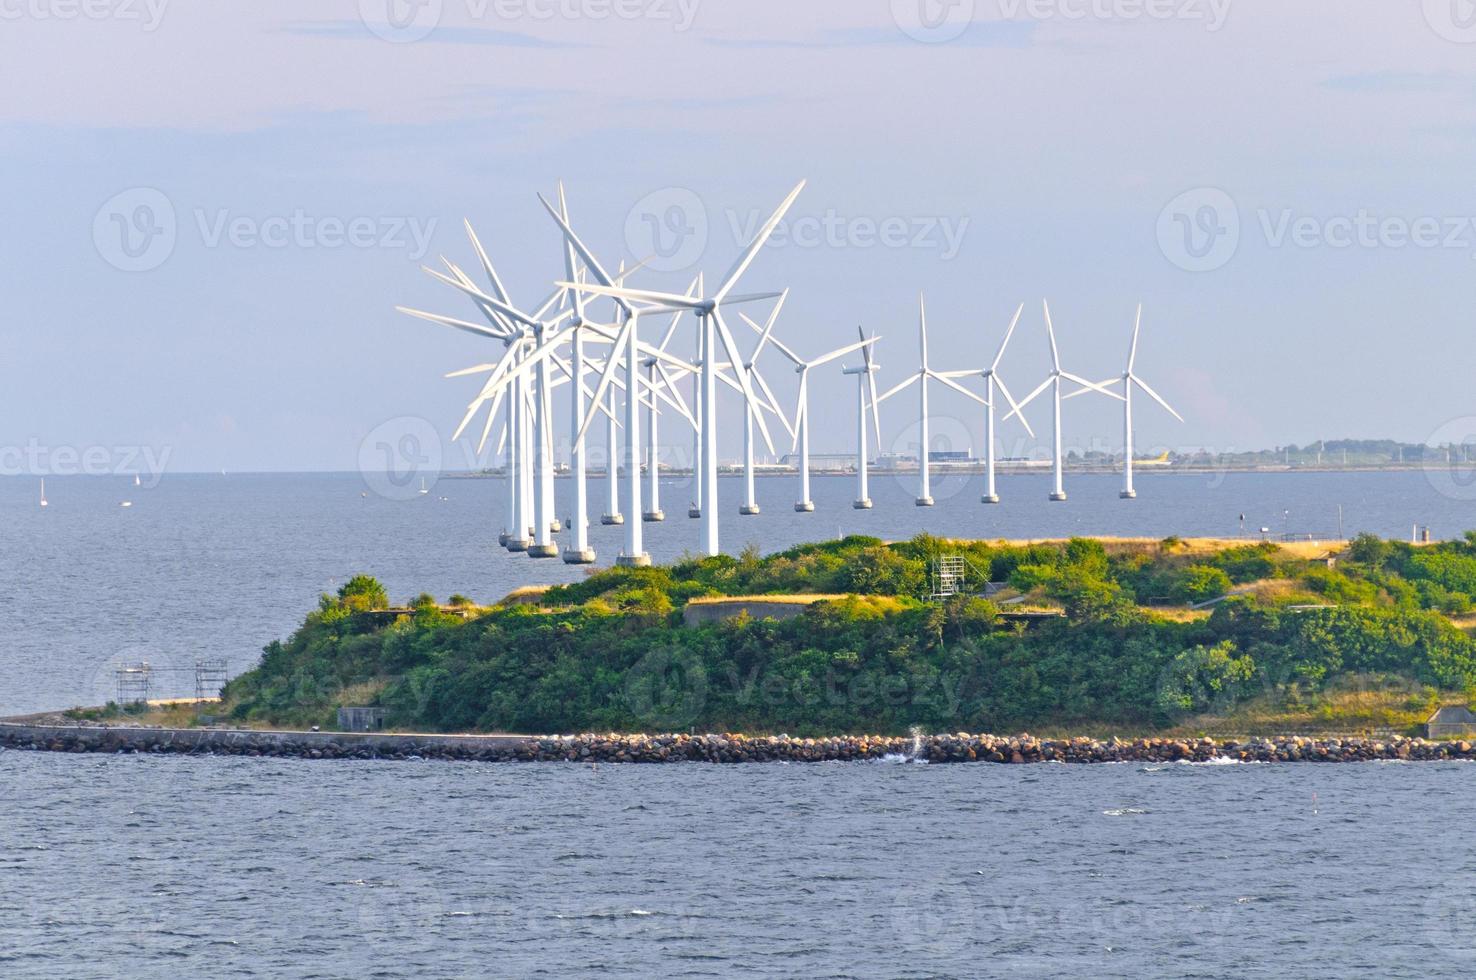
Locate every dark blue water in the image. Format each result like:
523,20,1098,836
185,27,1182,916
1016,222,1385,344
2,751,1474,978
0,469,1469,715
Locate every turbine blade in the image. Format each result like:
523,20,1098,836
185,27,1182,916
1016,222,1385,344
719,291,785,307
1128,303,1142,373
575,316,634,445
1133,375,1184,422
397,306,506,341
752,366,795,441
713,308,776,455
714,180,806,301
792,372,808,453
1043,299,1061,373
994,376,1034,438
866,349,882,452
445,363,498,379
918,293,929,370
1061,371,1125,401
934,373,987,407
1006,376,1054,421
807,337,875,370
877,373,920,405
557,281,702,311
536,192,631,316
749,288,788,364
992,303,1024,371
463,220,511,303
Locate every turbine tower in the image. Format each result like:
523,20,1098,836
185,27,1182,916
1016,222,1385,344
842,327,882,509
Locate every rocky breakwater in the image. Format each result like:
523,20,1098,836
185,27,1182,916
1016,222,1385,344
3,724,1475,763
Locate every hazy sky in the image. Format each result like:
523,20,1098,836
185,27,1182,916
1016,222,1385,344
3,0,1475,474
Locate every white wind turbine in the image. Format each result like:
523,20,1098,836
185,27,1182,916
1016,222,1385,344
841,327,883,509
558,180,805,557
1007,300,1122,502
876,294,986,507
752,330,877,512
1073,304,1184,499
964,303,1033,504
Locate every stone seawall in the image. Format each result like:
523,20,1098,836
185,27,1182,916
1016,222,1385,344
2,724,1473,764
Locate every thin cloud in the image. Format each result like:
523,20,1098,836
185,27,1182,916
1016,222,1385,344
284,21,584,47
707,21,1035,50
1323,71,1473,95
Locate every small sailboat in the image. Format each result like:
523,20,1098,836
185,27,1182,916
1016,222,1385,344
120,500,133,508
134,473,141,487
418,478,430,496
39,478,47,508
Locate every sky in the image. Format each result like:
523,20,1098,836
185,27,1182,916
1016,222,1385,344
3,0,1475,475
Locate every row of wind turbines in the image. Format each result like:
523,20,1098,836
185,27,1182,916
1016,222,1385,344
396,181,1182,565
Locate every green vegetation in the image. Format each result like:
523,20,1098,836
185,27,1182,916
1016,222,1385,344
220,534,1476,737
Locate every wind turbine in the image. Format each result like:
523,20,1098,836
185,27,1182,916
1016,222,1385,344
876,294,986,507
761,332,877,512
558,180,805,557
1076,304,1184,499
842,327,882,509
961,304,1032,504
1008,301,1122,502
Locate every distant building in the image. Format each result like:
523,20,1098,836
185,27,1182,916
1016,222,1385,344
1426,705,1476,739
338,706,386,732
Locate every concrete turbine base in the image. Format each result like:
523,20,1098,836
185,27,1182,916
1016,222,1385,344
915,496,934,507
853,499,873,510
794,501,815,512
1049,492,1067,502
601,514,625,526
549,519,563,532
688,507,701,519
562,548,597,564
739,504,761,515
616,553,652,568
505,537,530,552
1119,490,1137,499
527,543,558,558
642,510,665,522
980,494,1000,504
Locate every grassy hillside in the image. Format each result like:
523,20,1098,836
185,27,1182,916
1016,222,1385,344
217,533,1476,737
